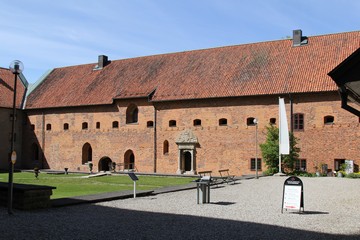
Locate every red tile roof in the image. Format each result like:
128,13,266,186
26,31,360,109
0,67,27,109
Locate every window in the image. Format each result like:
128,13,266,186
193,119,202,126
163,140,169,155
270,118,276,125
46,124,52,131
219,118,227,126
147,121,154,128
112,121,119,128
64,123,69,130
82,122,88,130
250,158,262,170
324,115,334,125
247,117,256,126
96,122,101,129
295,159,307,171
293,113,304,130
169,120,177,127
126,104,138,124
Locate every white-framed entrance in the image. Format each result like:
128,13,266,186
176,130,198,174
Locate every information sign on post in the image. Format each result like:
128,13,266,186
128,173,138,198
281,176,304,213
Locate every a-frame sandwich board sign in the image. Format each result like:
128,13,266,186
281,176,304,213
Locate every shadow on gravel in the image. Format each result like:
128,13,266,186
291,210,329,215
211,201,236,206
1,205,358,240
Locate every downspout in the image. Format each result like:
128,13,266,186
42,112,45,169
153,104,157,173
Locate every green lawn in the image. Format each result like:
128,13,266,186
0,172,197,199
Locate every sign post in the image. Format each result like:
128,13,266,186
282,176,304,213
128,173,139,198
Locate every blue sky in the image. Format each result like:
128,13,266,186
1,0,359,84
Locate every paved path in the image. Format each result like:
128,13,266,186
1,176,360,239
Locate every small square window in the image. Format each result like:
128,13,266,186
147,121,154,128
219,118,227,126
169,120,177,127
193,119,201,126
112,121,119,128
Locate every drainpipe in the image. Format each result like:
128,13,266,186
42,112,45,169
153,105,157,173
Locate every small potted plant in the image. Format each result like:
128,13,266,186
88,162,93,173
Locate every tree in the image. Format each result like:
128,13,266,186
260,125,300,174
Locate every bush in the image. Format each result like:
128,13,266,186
263,167,278,176
345,172,360,178
290,170,315,177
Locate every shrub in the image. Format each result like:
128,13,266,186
346,172,360,178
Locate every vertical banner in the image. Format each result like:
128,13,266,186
279,98,290,155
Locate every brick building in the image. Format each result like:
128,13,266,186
0,67,28,170
19,30,360,176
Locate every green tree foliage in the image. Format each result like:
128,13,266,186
260,125,300,174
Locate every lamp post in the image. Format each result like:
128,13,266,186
8,60,24,215
253,118,258,179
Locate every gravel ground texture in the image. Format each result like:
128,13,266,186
1,176,360,240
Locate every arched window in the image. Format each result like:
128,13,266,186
169,120,177,127
269,118,276,125
46,124,52,131
247,117,256,126
82,122,88,130
82,143,92,164
193,119,201,126
126,104,138,124
124,150,135,170
32,143,39,161
112,121,119,128
147,121,154,128
324,115,334,125
63,123,69,130
163,140,169,155
219,118,227,126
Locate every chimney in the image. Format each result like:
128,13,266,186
292,29,308,47
293,29,302,46
98,55,108,68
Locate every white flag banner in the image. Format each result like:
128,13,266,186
279,98,290,155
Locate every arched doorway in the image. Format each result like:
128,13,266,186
184,152,192,171
31,143,39,161
124,150,135,170
98,157,112,172
82,143,92,164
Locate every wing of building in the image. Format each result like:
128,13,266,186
0,68,28,169
18,30,360,176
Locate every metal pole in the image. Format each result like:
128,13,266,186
133,181,136,198
8,72,18,215
255,122,258,179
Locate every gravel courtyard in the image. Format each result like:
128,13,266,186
1,176,359,239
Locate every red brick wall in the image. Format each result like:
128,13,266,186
22,92,360,176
